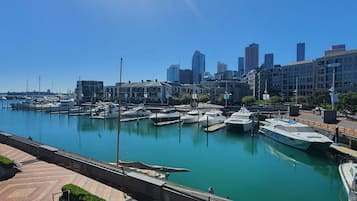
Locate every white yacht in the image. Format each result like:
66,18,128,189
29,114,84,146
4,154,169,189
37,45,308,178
224,106,255,132
90,103,121,119
339,162,357,201
121,104,152,118
150,108,181,123
45,99,75,112
181,109,203,124
199,110,226,128
259,117,333,151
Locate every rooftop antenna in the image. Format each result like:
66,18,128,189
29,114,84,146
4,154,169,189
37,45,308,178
116,57,123,167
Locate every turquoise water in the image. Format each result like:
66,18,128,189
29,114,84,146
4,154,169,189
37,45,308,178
0,101,348,201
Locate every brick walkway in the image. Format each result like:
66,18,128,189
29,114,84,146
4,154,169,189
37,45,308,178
0,143,125,201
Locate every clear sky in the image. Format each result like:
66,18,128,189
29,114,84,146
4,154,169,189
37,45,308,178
1,0,357,93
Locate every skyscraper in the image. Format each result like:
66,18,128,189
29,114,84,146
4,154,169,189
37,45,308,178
238,57,244,76
245,43,259,74
166,64,180,83
264,53,274,68
297,42,305,61
179,69,193,84
217,62,227,73
192,50,205,84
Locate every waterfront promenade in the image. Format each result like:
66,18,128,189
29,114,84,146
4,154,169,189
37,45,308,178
0,143,126,201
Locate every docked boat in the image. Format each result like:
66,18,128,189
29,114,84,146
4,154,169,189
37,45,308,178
90,103,121,119
259,117,333,151
224,106,255,132
199,110,226,128
45,99,75,112
149,108,180,123
339,162,357,201
121,104,152,118
181,109,203,124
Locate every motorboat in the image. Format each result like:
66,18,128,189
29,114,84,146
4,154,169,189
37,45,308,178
199,110,226,128
181,109,203,124
150,108,180,123
45,99,75,112
121,104,152,118
224,106,255,132
259,117,333,151
90,103,121,119
339,162,357,201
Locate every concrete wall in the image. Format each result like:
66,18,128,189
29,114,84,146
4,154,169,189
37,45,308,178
0,132,229,201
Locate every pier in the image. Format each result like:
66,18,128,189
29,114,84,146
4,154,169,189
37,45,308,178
204,123,226,132
0,131,230,201
154,119,182,126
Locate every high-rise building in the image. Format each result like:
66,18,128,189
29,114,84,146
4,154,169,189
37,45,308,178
217,62,227,73
179,69,193,84
192,50,205,84
245,43,259,74
297,42,305,61
167,64,180,83
238,57,244,76
264,53,274,69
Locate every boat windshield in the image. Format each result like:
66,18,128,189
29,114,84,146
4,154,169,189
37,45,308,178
274,125,314,133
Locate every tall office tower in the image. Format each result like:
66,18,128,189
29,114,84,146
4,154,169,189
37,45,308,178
166,64,180,83
217,62,227,73
238,57,244,76
264,53,274,68
245,43,259,74
297,42,305,61
179,69,193,84
192,50,205,84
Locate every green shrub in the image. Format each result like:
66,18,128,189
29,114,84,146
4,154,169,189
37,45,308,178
61,184,105,201
0,155,14,168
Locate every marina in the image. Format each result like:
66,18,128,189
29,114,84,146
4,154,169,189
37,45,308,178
0,100,349,201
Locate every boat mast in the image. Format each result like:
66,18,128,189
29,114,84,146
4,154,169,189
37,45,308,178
116,57,123,167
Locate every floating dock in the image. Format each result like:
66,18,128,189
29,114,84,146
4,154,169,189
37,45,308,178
154,119,181,126
204,123,225,132
330,144,357,158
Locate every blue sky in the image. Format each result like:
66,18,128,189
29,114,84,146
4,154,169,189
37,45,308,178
1,0,357,93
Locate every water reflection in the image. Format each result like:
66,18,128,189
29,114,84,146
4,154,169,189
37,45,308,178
225,130,258,155
261,135,337,179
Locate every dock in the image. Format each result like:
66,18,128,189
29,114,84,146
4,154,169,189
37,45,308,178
154,119,181,126
204,123,225,132
330,144,357,158
121,116,150,122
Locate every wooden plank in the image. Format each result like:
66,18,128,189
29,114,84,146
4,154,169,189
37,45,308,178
330,144,357,158
154,119,181,126
204,123,225,132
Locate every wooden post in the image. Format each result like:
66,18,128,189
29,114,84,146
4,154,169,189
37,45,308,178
335,127,339,144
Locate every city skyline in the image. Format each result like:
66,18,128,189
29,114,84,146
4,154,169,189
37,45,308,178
1,0,357,92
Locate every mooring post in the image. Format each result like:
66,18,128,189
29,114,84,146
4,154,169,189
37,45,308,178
335,126,339,144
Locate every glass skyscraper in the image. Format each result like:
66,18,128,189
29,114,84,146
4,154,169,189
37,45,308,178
245,43,259,74
297,42,305,61
192,50,205,84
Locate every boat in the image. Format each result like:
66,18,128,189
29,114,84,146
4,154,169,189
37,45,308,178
199,110,226,128
45,99,75,112
121,104,152,118
181,109,203,124
339,162,357,201
259,117,333,151
224,105,255,132
149,108,181,123
90,103,121,119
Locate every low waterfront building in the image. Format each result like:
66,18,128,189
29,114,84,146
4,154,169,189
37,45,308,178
75,80,104,103
201,80,251,104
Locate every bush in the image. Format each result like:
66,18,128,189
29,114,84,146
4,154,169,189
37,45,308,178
0,155,14,168
61,184,105,201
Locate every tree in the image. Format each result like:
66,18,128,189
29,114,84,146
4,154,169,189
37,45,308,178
269,96,282,104
241,96,256,106
198,94,209,103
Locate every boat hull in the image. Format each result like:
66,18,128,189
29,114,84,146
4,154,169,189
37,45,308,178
225,122,253,133
260,127,311,150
